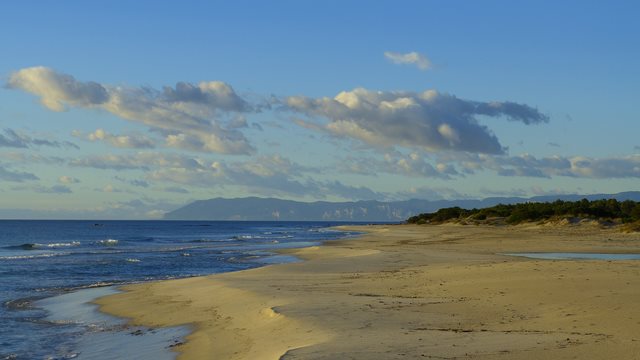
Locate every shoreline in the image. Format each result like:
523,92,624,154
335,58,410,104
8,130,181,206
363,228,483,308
95,223,640,359
34,286,189,360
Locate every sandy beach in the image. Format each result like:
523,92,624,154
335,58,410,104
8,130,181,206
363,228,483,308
95,223,640,359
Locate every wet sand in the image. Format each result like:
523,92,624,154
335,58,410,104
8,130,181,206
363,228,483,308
95,223,640,359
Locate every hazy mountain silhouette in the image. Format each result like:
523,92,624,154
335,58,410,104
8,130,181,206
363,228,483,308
164,192,640,221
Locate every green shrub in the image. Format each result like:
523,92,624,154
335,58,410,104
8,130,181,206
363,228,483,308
407,198,640,225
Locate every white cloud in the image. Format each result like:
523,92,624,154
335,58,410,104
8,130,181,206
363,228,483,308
102,184,116,193
0,197,182,220
443,153,640,179
59,176,80,184
146,154,313,196
341,152,455,179
315,180,383,200
344,151,640,181
114,176,149,188
39,185,72,194
6,67,109,111
565,155,640,178
393,186,467,201
384,51,432,70
12,184,72,194
69,151,205,171
67,151,381,200
287,88,548,154
8,67,254,154
0,152,65,165
73,128,156,149
145,209,166,219
162,186,190,194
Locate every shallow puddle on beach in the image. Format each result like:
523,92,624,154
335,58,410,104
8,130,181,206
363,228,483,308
35,287,189,360
504,252,640,260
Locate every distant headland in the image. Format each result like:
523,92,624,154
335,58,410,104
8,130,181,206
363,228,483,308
164,191,640,221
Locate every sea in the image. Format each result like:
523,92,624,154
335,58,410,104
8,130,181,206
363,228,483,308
0,220,361,360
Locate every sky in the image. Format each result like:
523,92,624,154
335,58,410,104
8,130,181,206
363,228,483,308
1,0,639,219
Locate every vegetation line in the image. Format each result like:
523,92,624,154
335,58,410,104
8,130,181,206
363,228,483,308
407,198,640,229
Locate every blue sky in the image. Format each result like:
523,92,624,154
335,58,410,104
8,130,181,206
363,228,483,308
1,0,639,219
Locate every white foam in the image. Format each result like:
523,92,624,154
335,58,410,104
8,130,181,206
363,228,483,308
96,239,119,246
0,252,69,260
43,241,81,248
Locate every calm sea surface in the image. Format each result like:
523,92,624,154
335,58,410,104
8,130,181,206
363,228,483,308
0,220,360,359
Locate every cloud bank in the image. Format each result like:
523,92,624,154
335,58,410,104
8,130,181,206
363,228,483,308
66,151,381,200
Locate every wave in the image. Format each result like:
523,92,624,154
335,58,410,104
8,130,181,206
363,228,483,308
4,242,80,250
45,241,80,248
126,236,155,242
33,280,130,294
4,296,46,311
0,252,70,260
4,243,39,250
263,231,291,235
75,281,126,289
125,258,141,263
233,235,264,240
190,238,236,243
96,239,119,246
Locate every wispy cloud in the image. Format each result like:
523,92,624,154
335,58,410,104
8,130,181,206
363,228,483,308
67,151,382,200
59,176,80,184
0,165,39,182
72,129,156,149
341,152,455,179
68,152,203,171
162,186,190,194
442,153,640,179
114,176,149,188
11,184,72,194
393,186,467,201
0,128,78,149
384,51,432,70
38,185,72,194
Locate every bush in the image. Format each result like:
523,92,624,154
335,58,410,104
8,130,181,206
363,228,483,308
407,198,640,225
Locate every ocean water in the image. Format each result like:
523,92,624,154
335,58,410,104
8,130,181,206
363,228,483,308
0,220,359,360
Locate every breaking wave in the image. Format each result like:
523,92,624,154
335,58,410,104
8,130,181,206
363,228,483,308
95,239,119,246
4,242,80,250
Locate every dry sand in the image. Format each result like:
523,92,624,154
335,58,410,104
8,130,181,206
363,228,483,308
95,224,640,359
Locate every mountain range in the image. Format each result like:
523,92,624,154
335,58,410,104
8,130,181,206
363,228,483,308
164,191,640,221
